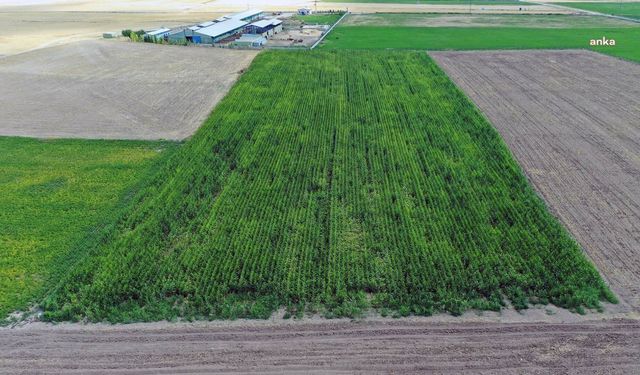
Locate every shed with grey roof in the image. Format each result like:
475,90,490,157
198,21,216,28
192,19,248,44
143,28,171,41
232,34,267,47
246,19,283,37
229,9,264,22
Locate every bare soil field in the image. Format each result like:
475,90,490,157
431,50,640,311
269,28,325,47
1,319,638,373
342,13,639,27
320,3,569,14
0,40,257,140
0,0,568,13
0,11,223,57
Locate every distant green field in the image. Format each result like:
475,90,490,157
559,2,640,20
321,27,640,62
0,137,175,318
293,13,344,25
322,0,524,4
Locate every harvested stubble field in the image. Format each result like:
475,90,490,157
0,10,223,57
0,40,257,140
431,49,640,311
1,319,639,373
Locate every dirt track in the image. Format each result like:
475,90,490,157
431,50,640,311
0,40,257,140
1,319,638,374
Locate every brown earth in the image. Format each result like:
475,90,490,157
0,11,224,57
430,50,640,311
0,40,257,140
1,319,638,374
341,13,639,27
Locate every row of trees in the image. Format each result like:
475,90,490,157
121,29,145,41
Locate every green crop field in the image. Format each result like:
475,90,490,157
41,51,613,323
0,137,175,319
293,13,344,25
321,27,640,62
559,2,640,20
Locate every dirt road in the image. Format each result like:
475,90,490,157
0,40,257,140
431,50,640,311
1,319,638,373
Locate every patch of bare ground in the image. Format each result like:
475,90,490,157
342,13,639,27
431,50,640,311
0,40,258,140
1,319,638,373
0,11,224,56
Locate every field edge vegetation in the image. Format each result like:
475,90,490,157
0,137,179,321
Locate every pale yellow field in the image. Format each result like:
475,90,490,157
0,11,229,57
0,0,572,56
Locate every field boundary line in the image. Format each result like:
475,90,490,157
310,12,350,50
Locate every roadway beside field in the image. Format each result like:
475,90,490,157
2,319,639,373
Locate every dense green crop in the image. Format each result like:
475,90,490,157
293,13,344,25
42,51,614,322
559,2,640,20
0,137,175,318
321,26,640,63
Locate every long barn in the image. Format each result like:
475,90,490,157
192,19,248,44
246,19,283,37
167,9,266,45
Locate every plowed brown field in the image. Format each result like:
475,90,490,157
431,50,640,311
1,319,639,374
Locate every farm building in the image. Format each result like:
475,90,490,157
198,21,216,28
167,25,212,44
161,10,266,45
246,19,283,37
229,9,264,22
232,34,267,47
144,28,171,41
193,19,248,44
